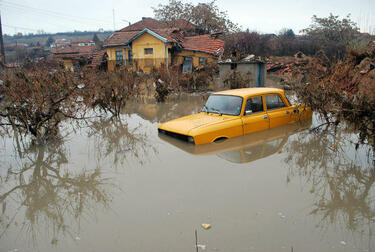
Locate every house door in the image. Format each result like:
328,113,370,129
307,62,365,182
182,56,193,73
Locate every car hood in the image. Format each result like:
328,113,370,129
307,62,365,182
158,112,233,135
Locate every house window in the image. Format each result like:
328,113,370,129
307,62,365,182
144,48,153,55
115,50,123,65
128,50,133,66
199,57,207,65
182,56,193,73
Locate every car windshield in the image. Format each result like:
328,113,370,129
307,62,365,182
203,95,243,116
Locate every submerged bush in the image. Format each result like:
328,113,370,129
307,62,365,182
0,66,86,144
291,42,375,145
0,65,144,143
83,69,142,117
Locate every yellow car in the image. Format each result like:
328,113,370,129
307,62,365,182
159,119,312,163
158,88,312,145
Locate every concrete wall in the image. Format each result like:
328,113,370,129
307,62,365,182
218,62,266,89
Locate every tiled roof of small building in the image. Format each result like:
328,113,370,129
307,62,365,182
89,50,107,68
181,34,224,55
51,45,97,58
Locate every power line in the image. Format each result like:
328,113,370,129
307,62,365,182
1,1,113,25
3,24,40,32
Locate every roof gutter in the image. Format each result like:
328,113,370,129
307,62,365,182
103,43,129,48
180,48,218,56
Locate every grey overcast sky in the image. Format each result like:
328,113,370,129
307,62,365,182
1,0,374,35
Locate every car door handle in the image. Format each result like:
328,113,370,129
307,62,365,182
263,115,268,119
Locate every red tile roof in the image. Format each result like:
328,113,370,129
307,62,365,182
119,17,195,32
147,28,178,43
104,30,139,46
120,17,167,32
51,45,97,59
89,50,107,68
181,35,224,55
104,28,179,46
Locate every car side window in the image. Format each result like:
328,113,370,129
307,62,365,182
244,96,264,115
265,95,286,110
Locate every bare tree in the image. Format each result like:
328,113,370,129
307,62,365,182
0,66,87,144
153,0,240,34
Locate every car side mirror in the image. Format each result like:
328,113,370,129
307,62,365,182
245,110,252,115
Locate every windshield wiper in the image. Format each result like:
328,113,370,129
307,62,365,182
209,107,222,116
202,105,209,113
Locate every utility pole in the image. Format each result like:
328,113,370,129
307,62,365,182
0,12,6,64
112,9,116,31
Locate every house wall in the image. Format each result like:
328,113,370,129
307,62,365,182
175,50,216,68
57,58,74,71
105,33,219,73
131,33,171,73
218,63,267,89
105,46,130,71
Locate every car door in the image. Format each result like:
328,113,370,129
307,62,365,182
242,95,270,135
265,94,293,128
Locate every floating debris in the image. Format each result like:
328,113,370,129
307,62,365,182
201,223,211,230
77,83,85,89
75,236,81,241
278,212,286,218
340,241,346,245
197,244,206,250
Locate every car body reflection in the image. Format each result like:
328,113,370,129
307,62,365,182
159,119,312,163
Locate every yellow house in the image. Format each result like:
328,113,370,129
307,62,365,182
103,18,224,73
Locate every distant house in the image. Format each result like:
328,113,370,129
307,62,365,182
103,17,224,73
71,40,96,47
51,38,71,48
51,43,98,71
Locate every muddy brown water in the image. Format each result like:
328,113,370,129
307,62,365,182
0,94,374,252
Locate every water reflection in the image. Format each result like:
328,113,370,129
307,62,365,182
159,119,312,163
284,124,375,250
0,134,112,246
87,115,155,166
128,93,207,123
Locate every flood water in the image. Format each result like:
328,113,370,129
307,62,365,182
1,94,374,252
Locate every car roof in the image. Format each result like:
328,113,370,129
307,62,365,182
213,88,284,98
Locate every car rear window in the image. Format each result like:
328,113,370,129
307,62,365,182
265,95,286,110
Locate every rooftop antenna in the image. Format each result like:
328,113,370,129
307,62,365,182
122,19,131,26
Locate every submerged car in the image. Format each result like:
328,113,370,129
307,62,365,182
159,119,312,163
158,88,312,145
